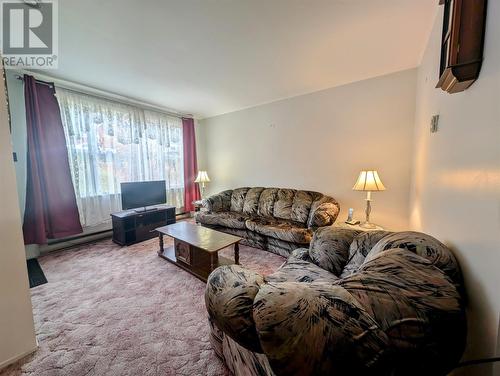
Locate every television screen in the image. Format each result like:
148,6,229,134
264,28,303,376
120,181,167,210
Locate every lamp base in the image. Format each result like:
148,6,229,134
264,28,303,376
360,221,378,229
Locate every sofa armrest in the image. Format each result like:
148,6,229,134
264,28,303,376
307,196,340,228
202,190,232,213
201,197,215,212
205,265,264,353
253,281,389,375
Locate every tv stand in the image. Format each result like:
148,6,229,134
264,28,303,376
111,204,176,246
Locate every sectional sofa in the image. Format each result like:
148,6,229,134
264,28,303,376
195,187,340,256
205,227,466,376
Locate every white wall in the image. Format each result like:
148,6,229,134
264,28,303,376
0,68,37,369
195,119,206,170
410,3,500,375
199,69,417,230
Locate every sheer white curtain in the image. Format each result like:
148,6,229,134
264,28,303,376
56,88,184,227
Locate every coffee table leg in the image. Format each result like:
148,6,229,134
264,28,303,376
158,233,164,256
234,242,239,265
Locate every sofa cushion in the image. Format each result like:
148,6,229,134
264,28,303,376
230,188,250,212
257,188,278,217
273,189,296,220
340,231,392,278
289,247,312,262
204,190,232,212
245,217,312,244
196,211,248,229
265,258,339,284
290,191,315,223
242,187,265,216
309,227,360,276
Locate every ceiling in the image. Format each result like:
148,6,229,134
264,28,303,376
43,0,437,118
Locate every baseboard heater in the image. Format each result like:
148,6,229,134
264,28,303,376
47,228,112,246
46,212,190,249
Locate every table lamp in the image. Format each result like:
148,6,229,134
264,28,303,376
352,170,386,229
194,171,210,199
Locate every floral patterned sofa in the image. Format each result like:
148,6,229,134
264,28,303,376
195,187,340,256
205,227,466,376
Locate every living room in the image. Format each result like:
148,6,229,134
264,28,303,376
0,1,499,375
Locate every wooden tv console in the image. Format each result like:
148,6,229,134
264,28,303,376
111,205,176,246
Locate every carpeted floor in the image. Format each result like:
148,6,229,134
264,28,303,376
1,232,285,376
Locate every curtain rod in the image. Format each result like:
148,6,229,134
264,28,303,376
16,75,53,87
15,74,192,120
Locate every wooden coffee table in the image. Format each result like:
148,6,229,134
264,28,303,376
156,222,242,282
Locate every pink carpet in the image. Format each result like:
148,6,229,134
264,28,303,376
1,233,285,376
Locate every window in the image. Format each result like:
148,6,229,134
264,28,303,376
56,88,184,227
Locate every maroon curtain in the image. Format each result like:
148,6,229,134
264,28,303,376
182,117,200,212
23,75,82,245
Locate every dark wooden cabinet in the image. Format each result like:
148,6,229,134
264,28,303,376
436,0,487,93
111,205,176,245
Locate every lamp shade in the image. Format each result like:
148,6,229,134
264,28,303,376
352,170,386,191
194,171,210,183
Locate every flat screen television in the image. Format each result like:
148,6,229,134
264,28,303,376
121,180,166,210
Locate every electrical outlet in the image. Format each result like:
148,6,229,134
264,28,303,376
430,115,440,133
